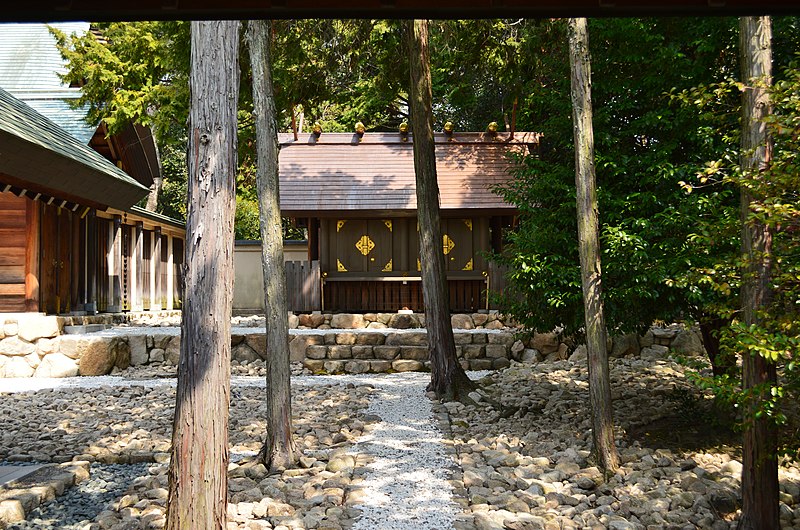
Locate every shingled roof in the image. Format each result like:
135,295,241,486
0,87,149,210
278,132,537,216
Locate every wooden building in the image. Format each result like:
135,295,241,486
279,131,537,313
0,87,184,314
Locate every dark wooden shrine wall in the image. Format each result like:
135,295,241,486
0,192,28,311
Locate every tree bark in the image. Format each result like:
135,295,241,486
246,19,297,472
145,176,162,212
405,19,474,401
737,16,778,530
567,17,620,475
166,21,240,530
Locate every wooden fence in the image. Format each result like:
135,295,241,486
285,260,321,312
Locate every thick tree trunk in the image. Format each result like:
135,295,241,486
405,19,474,401
165,21,240,530
567,17,620,475
246,19,297,472
737,16,778,530
145,176,162,212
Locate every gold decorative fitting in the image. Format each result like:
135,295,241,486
399,122,409,133
463,258,474,271
337,259,347,272
443,234,455,255
312,122,323,136
355,235,375,256
355,121,365,136
382,259,393,272
487,121,498,134
444,121,454,134
463,219,472,231
417,258,421,271
384,220,393,232
336,220,346,232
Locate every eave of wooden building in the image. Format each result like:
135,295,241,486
278,131,536,217
0,87,149,211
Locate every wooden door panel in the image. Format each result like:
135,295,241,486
367,220,393,273
443,218,474,272
335,219,367,273
57,209,73,313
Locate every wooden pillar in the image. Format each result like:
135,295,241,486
86,211,97,313
166,234,174,310
24,200,40,312
131,222,144,311
308,217,319,262
108,215,123,312
475,216,489,272
319,219,330,272
153,226,162,310
397,218,409,272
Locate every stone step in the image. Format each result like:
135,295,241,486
62,324,109,335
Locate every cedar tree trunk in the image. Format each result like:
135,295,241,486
246,19,297,472
405,19,474,401
737,16,778,530
567,17,620,474
166,21,240,530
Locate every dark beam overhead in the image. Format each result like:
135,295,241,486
3,0,799,22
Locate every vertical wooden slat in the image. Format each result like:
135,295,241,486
153,227,162,310
167,234,174,310
108,215,123,312
24,199,40,312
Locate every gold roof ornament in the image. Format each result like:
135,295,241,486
443,121,454,135
312,122,323,137
355,121,365,137
487,121,499,135
399,121,409,141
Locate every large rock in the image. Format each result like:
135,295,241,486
232,343,260,363
671,330,705,356
569,344,587,362
387,313,420,329
330,314,366,329
373,346,399,360
298,313,325,328
0,336,36,357
289,334,323,362
34,353,78,378
611,333,640,358
2,357,34,377
287,314,299,329
399,347,428,360
385,332,427,347
450,314,474,330
78,337,130,376
165,336,181,365
129,335,148,366
392,360,423,372
640,345,669,361
531,332,560,354
17,315,61,342
245,334,267,359
355,333,385,345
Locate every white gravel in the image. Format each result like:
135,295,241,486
348,372,462,530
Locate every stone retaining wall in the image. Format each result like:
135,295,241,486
0,312,707,378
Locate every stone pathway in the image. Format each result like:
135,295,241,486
349,373,461,530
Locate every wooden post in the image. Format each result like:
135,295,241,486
167,234,174,310
133,222,144,311
86,211,97,313
24,200,40,312
568,17,620,474
108,215,122,313
153,226,162,310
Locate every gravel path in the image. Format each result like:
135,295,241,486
348,373,461,530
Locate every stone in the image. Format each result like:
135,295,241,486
521,349,541,363
671,330,705,356
510,340,525,359
303,359,325,372
485,345,508,359
344,361,369,374
469,359,493,370
323,361,346,373
399,347,428,361
484,320,505,330
287,314,299,329
328,346,352,359
232,343,260,363
129,335,148,366
369,360,392,372
330,314,366,329
290,335,324,362
386,332,427,347
33,353,78,378
299,313,325,328
306,346,328,360
335,333,357,345
453,333,473,345
392,360,423,372
531,333,559,354
640,345,669,361
373,346,399,360
0,336,36,357
611,333,640,358
451,314,474,329
326,455,356,472
568,345,587,362
245,335,268,359
488,333,515,346
351,346,373,359
36,337,58,355
355,333,385,346
149,348,165,362
17,315,61,342
472,313,489,326
639,330,654,348
463,344,485,359
387,313,420,329
3,321,18,337
165,336,181,365
78,337,129,376
2,356,34,377
0,499,25,526
493,358,511,369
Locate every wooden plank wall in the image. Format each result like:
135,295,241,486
0,192,27,311
285,260,321,312
323,279,485,313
